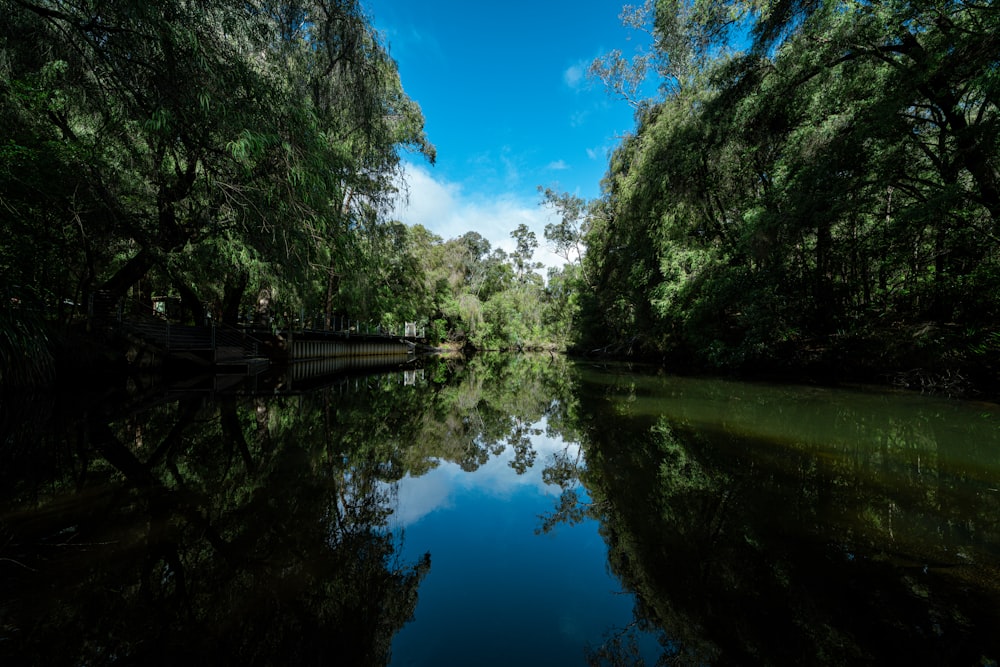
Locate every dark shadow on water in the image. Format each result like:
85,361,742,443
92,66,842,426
0,368,432,666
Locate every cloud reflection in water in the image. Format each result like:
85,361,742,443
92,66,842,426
391,418,581,528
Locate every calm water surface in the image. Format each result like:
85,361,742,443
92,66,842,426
1,355,998,665
387,419,658,666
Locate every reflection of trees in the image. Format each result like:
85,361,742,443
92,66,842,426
575,370,1000,665
402,353,581,477
0,384,430,666
1,354,594,665
537,433,591,535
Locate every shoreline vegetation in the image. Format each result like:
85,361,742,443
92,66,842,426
2,308,996,404
3,1,998,402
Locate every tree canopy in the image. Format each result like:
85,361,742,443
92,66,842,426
4,0,999,388
1,0,434,327
577,0,1000,386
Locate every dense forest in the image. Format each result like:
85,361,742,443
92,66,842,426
0,0,581,374
575,0,1000,390
2,0,999,392
0,0,433,368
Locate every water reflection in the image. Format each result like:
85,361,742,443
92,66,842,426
0,370,433,665
0,354,629,666
384,355,648,666
392,420,578,527
6,357,998,665
573,365,1000,665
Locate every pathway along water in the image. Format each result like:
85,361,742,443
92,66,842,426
1,356,998,665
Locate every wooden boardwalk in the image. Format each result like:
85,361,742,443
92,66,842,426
286,329,417,361
119,318,429,374
120,318,269,374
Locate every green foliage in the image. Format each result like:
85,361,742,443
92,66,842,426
1,0,435,335
582,0,1000,379
341,220,575,351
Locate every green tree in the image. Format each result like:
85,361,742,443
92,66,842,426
539,186,591,280
0,0,433,332
510,223,542,285
583,0,1000,381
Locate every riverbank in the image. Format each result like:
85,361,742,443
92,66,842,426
5,313,995,404
572,323,1000,402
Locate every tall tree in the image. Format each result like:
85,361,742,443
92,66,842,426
584,0,1000,377
510,223,541,284
0,0,434,325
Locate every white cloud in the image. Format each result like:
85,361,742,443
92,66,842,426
546,160,569,171
570,110,590,127
388,162,566,270
500,148,521,187
563,63,585,89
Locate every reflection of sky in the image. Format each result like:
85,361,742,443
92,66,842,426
388,419,660,667
391,419,580,528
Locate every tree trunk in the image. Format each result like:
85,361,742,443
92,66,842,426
814,222,834,329
95,248,156,316
222,271,249,327
220,401,257,474
255,286,273,327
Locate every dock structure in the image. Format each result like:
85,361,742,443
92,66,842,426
287,331,415,362
115,315,427,375
285,352,416,388
119,318,270,374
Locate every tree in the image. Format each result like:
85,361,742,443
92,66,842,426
539,186,591,279
582,0,1000,379
0,0,434,329
510,223,541,284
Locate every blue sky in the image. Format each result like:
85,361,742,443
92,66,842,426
362,0,650,267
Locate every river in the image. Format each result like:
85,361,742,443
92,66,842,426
1,355,998,665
